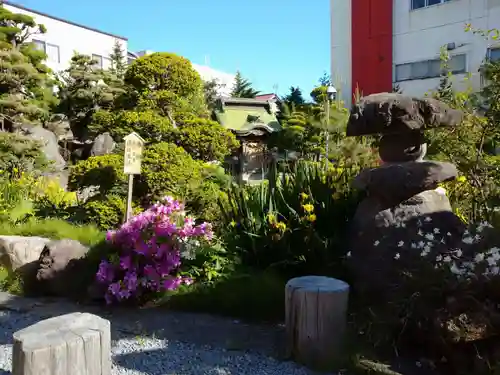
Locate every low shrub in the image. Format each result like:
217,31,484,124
68,154,126,195
95,196,214,304
167,118,239,162
0,132,48,176
137,142,203,201
220,161,360,276
81,195,128,230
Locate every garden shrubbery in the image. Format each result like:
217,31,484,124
1,8,500,375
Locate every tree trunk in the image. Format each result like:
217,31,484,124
285,276,350,372
12,312,111,375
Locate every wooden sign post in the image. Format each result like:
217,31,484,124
123,132,145,223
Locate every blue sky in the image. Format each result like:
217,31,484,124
14,0,331,99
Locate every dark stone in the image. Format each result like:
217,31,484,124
348,192,467,297
34,239,90,297
91,132,115,156
379,131,427,163
353,161,457,203
346,93,463,136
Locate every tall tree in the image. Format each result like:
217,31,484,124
318,72,331,87
284,86,305,106
109,39,126,79
231,71,260,98
203,78,222,110
0,5,57,128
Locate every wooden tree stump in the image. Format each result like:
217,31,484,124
12,312,111,375
285,276,350,371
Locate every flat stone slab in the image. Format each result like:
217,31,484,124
346,93,463,136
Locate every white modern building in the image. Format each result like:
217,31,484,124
191,63,235,97
331,0,500,106
3,1,128,72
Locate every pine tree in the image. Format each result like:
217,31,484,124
57,53,124,140
284,86,305,106
435,46,454,103
231,71,260,98
0,5,57,128
109,39,126,78
203,78,222,110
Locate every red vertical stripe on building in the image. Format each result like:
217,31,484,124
351,0,393,101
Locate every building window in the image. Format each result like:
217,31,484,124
92,54,112,70
487,47,500,62
92,54,103,69
411,0,451,10
32,39,60,63
395,54,466,81
102,57,112,70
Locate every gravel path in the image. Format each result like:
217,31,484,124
0,292,331,375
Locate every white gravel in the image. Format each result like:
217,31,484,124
0,310,327,375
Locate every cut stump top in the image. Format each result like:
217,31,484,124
13,312,110,351
286,276,349,293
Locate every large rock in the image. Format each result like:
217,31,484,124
21,125,66,171
346,93,464,136
353,161,457,203
349,191,467,296
35,239,90,297
91,132,115,156
0,236,50,272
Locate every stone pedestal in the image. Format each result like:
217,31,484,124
12,312,111,375
285,276,349,371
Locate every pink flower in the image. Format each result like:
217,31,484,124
96,196,212,304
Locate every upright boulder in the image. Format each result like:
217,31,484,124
20,125,66,172
91,132,115,156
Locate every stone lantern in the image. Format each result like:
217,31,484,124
345,93,467,292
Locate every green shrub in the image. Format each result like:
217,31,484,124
138,142,203,201
68,154,126,194
167,118,239,162
90,109,172,143
0,132,48,176
81,195,127,229
125,52,203,98
220,161,360,276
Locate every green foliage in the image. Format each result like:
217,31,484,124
167,118,239,162
68,154,126,195
81,195,127,229
283,86,305,106
231,71,260,98
0,6,57,127
124,52,203,98
57,53,124,140
0,217,103,246
0,132,48,175
90,109,172,142
203,79,222,110
220,161,361,276
138,142,203,201
109,39,126,78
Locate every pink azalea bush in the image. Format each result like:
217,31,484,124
96,196,213,304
